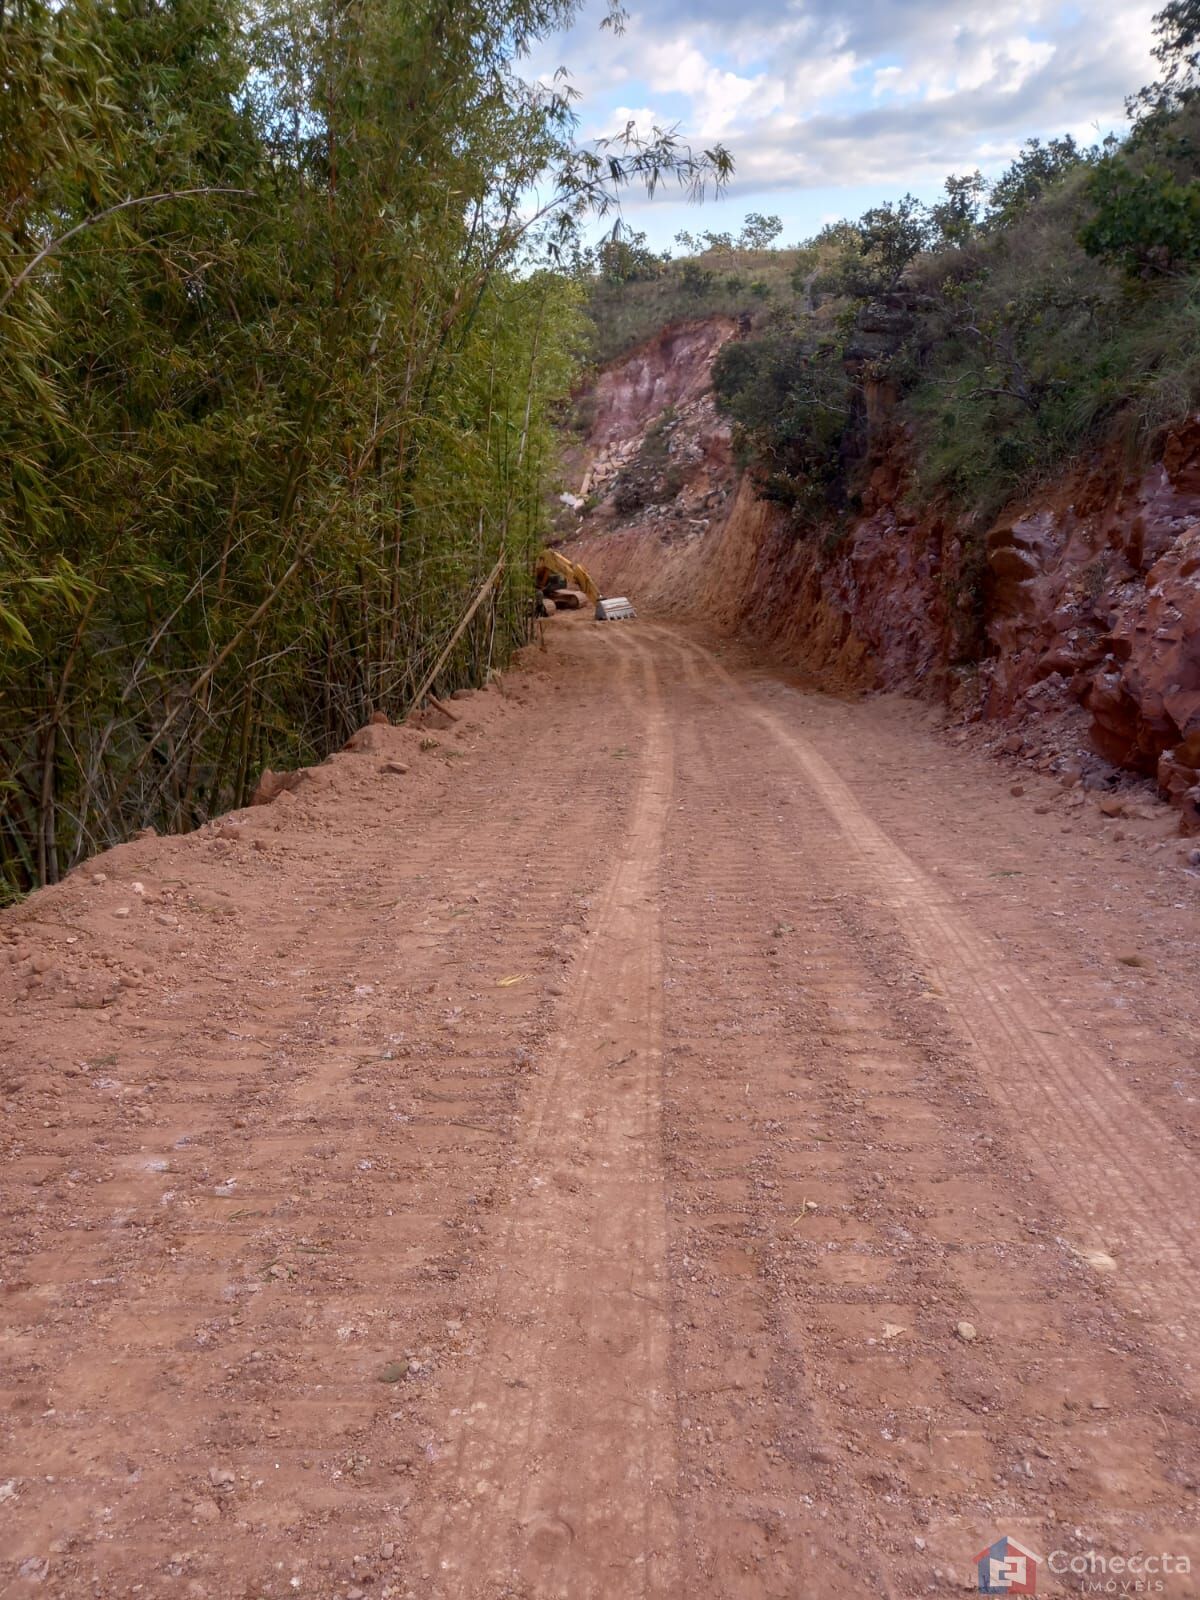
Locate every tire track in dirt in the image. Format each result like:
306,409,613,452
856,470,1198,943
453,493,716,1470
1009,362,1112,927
649,628,1199,1596
408,631,678,1600
4,616,1199,1598
660,627,1200,1369
0,636,651,1596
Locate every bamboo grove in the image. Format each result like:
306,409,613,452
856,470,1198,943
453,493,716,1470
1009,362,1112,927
0,0,730,896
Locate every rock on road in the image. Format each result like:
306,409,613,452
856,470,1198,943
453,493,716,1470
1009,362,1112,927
1,617,1198,1599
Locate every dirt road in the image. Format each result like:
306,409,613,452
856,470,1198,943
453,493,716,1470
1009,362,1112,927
2,617,1198,1598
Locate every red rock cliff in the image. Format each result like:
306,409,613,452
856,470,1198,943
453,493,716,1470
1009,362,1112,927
564,320,1200,831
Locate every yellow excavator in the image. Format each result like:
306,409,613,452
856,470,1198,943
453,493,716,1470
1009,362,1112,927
534,549,636,622
535,548,599,611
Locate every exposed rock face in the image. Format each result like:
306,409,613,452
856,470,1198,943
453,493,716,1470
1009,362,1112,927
1086,526,1200,770
567,320,1200,827
584,318,736,452
981,424,1200,822
571,319,737,537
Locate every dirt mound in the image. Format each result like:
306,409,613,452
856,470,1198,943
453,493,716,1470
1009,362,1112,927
0,679,518,1022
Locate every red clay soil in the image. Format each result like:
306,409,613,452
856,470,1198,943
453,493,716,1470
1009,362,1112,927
2,615,1199,1599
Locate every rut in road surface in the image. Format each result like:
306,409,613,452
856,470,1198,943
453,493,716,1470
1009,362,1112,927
416,635,678,1596
0,617,1197,1600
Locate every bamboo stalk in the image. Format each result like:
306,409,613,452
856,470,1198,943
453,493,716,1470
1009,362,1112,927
409,554,506,712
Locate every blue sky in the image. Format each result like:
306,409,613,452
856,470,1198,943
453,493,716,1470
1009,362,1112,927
526,0,1161,250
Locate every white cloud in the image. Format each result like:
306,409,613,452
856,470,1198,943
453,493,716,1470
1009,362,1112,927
530,0,1161,227
587,104,663,138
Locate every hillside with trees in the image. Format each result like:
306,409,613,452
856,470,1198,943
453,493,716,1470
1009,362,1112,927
583,2,1200,539
558,1,1200,830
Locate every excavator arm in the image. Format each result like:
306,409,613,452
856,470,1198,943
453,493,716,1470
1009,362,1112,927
535,548,600,606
